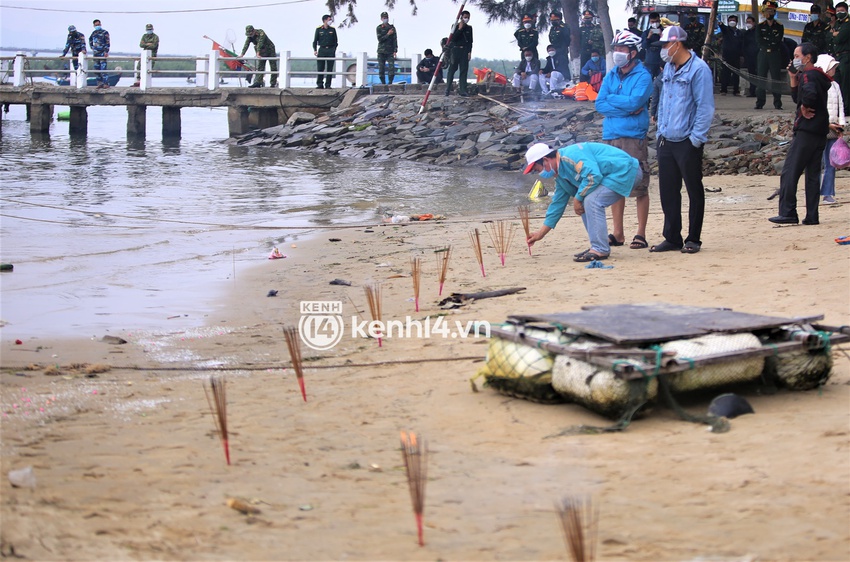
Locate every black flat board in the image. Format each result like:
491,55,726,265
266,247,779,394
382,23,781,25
509,303,823,345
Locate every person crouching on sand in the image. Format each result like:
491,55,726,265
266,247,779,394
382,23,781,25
524,142,642,262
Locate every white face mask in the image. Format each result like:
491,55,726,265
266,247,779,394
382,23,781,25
462,17,469,24
525,56,533,62
651,22,660,29
746,23,753,29
613,51,631,68
381,18,388,24
547,51,556,57
661,44,676,63
729,20,738,27
524,23,532,29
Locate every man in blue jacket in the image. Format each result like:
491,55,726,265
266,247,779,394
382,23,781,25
651,25,715,254
642,12,664,78
524,142,641,262
595,31,653,251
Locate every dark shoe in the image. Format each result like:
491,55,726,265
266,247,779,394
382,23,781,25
608,234,624,247
574,252,609,263
774,103,782,110
316,84,324,89
248,83,263,88
754,103,764,109
573,248,592,258
649,240,682,253
458,91,469,97
802,218,819,225
768,215,799,225
681,241,701,254
269,82,278,88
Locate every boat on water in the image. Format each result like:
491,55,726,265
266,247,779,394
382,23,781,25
43,74,121,87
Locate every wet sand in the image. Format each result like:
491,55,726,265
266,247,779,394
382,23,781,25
1,174,849,561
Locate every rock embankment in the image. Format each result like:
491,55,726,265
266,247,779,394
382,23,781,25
227,94,796,176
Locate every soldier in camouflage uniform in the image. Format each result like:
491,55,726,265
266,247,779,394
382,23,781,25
313,15,338,89
580,10,604,70
833,2,850,113
134,24,159,86
88,19,110,88
514,15,539,60
241,25,277,88
548,11,571,81
756,0,784,110
61,25,86,70
683,14,706,58
802,4,831,56
376,11,398,84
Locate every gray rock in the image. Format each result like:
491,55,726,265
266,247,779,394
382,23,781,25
286,112,316,127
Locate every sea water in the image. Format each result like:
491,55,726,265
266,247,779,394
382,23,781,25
0,82,530,339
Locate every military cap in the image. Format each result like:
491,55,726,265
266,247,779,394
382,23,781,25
550,11,562,20
68,25,76,32
245,25,255,35
583,10,595,17
145,23,153,30
380,11,388,18
763,0,778,8
522,15,533,23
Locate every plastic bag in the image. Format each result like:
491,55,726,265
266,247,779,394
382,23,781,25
829,136,850,170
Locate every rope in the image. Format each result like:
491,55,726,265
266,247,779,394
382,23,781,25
704,47,792,96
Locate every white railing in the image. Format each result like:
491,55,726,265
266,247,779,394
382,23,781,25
3,51,421,90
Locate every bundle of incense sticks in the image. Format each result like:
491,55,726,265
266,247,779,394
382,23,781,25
400,431,428,546
411,257,422,312
555,495,598,562
203,376,230,465
283,326,307,402
436,246,451,296
364,283,383,347
518,205,532,255
486,220,516,266
469,228,486,277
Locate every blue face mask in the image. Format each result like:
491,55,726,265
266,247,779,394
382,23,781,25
539,162,555,179
810,14,819,22
591,56,600,63
94,26,102,30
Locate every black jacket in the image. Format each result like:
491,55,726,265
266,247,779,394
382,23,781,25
792,67,831,136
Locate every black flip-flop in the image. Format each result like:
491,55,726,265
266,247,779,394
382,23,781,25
574,252,609,262
681,241,701,254
630,235,648,249
608,234,624,247
573,248,592,258
649,240,682,253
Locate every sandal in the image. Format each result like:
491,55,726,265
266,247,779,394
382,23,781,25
649,240,682,253
574,252,609,262
608,234,624,247
681,241,701,254
573,248,592,258
630,235,648,249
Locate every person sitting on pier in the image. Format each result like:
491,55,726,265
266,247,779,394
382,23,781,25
89,19,110,89
133,24,159,88
416,49,443,84
241,25,277,88
539,43,570,97
61,25,86,70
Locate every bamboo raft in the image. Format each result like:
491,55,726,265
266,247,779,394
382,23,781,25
475,304,848,428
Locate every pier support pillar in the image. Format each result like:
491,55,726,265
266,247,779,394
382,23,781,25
127,105,146,136
29,104,52,133
69,106,88,134
228,106,250,137
162,106,181,138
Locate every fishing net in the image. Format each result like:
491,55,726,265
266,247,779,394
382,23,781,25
704,48,793,96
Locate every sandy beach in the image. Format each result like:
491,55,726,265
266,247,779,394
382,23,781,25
2,172,849,561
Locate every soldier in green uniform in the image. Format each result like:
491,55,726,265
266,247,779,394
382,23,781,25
376,11,398,84
313,14,338,89
240,25,277,88
833,2,850,113
683,14,706,58
548,11,571,81
514,15,539,60
803,4,831,56
133,23,159,87
756,0,784,110
580,10,604,70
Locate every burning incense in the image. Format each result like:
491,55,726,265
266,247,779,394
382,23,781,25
518,205,532,255
203,376,230,465
400,431,428,546
469,228,486,277
486,220,517,266
411,257,422,312
436,246,451,296
364,283,383,347
283,326,307,402
555,495,598,562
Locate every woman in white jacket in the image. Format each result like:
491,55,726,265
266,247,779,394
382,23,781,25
815,54,845,204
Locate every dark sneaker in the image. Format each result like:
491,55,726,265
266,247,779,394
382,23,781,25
248,83,263,88
768,215,799,225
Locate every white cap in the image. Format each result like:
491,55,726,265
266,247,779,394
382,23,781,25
659,25,688,43
523,143,553,174
815,54,838,73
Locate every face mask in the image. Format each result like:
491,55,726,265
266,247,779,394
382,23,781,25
583,18,592,24
146,30,153,34
524,23,531,29
382,18,388,24
810,14,819,22
613,51,631,68
651,22,660,28
838,12,848,19
729,20,738,27
94,26,102,30
661,45,675,63
462,17,469,23
539,164,555,179
591,56,600,63
525,56,533,62
746,22,754,29
792,58,805,70
547,51,556,57
766,11,775,20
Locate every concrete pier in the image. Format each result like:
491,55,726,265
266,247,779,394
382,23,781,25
127,105,146,136
29,104,52,133
68,106,87,134
162,106,181,138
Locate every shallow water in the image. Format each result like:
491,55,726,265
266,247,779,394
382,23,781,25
0,91,530,339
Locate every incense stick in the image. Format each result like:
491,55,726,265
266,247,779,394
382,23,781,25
518,206,532,256
486,220,517,266
436,246,451,296
469,228,486,277
400,431,428,546
411,257,422,312
283,326,307,402
555,495,598,562
203,376,230,465
364,282,383,347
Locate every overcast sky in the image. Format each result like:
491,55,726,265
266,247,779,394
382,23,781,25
0,0,632,60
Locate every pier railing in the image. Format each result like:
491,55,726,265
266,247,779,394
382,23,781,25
1,51,420,90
